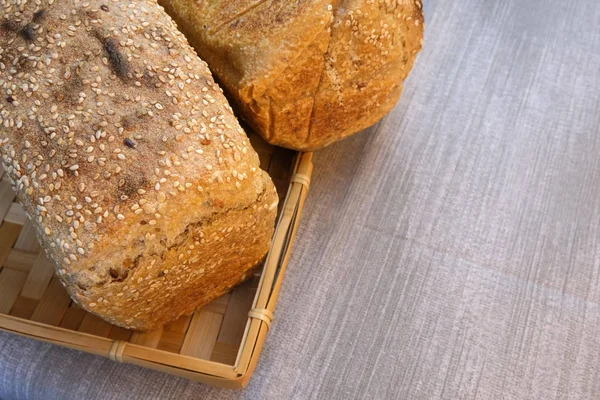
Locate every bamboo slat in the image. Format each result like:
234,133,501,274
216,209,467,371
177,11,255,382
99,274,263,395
130,328,163,348
0,222,21,266
20,254,55,300
59,305,87,331
180,310,223,359
4,249,38,272
30,278,72,326
0,177,15,221
9,296,38,320
4,203,25,225
13,220,41,252
0,269,27,314
78,314,114,337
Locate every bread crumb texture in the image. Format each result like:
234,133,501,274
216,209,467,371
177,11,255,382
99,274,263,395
160,0,424,150
0,0,277,330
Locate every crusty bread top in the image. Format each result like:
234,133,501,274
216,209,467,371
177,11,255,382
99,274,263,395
160,0,424,150
0,0,273,296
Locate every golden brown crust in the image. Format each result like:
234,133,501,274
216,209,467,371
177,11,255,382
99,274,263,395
0,0,277,330
160,0,424,150
91,174,277,330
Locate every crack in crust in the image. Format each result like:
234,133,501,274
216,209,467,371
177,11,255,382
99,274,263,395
304,0,340,146
208,0,268,36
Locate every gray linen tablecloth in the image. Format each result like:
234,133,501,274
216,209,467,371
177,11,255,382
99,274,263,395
2,0,600,398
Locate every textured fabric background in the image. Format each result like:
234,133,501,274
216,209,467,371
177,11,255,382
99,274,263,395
2,0,600,399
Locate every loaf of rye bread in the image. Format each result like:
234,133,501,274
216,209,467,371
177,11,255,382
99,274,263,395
159,0,424,151
0,0,278,330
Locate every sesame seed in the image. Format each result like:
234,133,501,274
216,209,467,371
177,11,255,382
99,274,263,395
117,214,125,220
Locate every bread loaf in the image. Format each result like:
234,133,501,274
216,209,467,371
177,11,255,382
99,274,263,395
159,0,424,151
0,0,278,330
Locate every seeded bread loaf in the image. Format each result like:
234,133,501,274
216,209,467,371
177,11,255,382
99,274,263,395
0,0,278,330
159,0,424,151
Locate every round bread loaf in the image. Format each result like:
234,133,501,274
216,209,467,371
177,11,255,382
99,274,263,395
159,0,424,150
0,0,278,330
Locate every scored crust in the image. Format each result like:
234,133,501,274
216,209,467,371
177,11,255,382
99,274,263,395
160,0,424,150
0,0,277,330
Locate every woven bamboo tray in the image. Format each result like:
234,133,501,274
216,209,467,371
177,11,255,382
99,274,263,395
0,133,312,389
